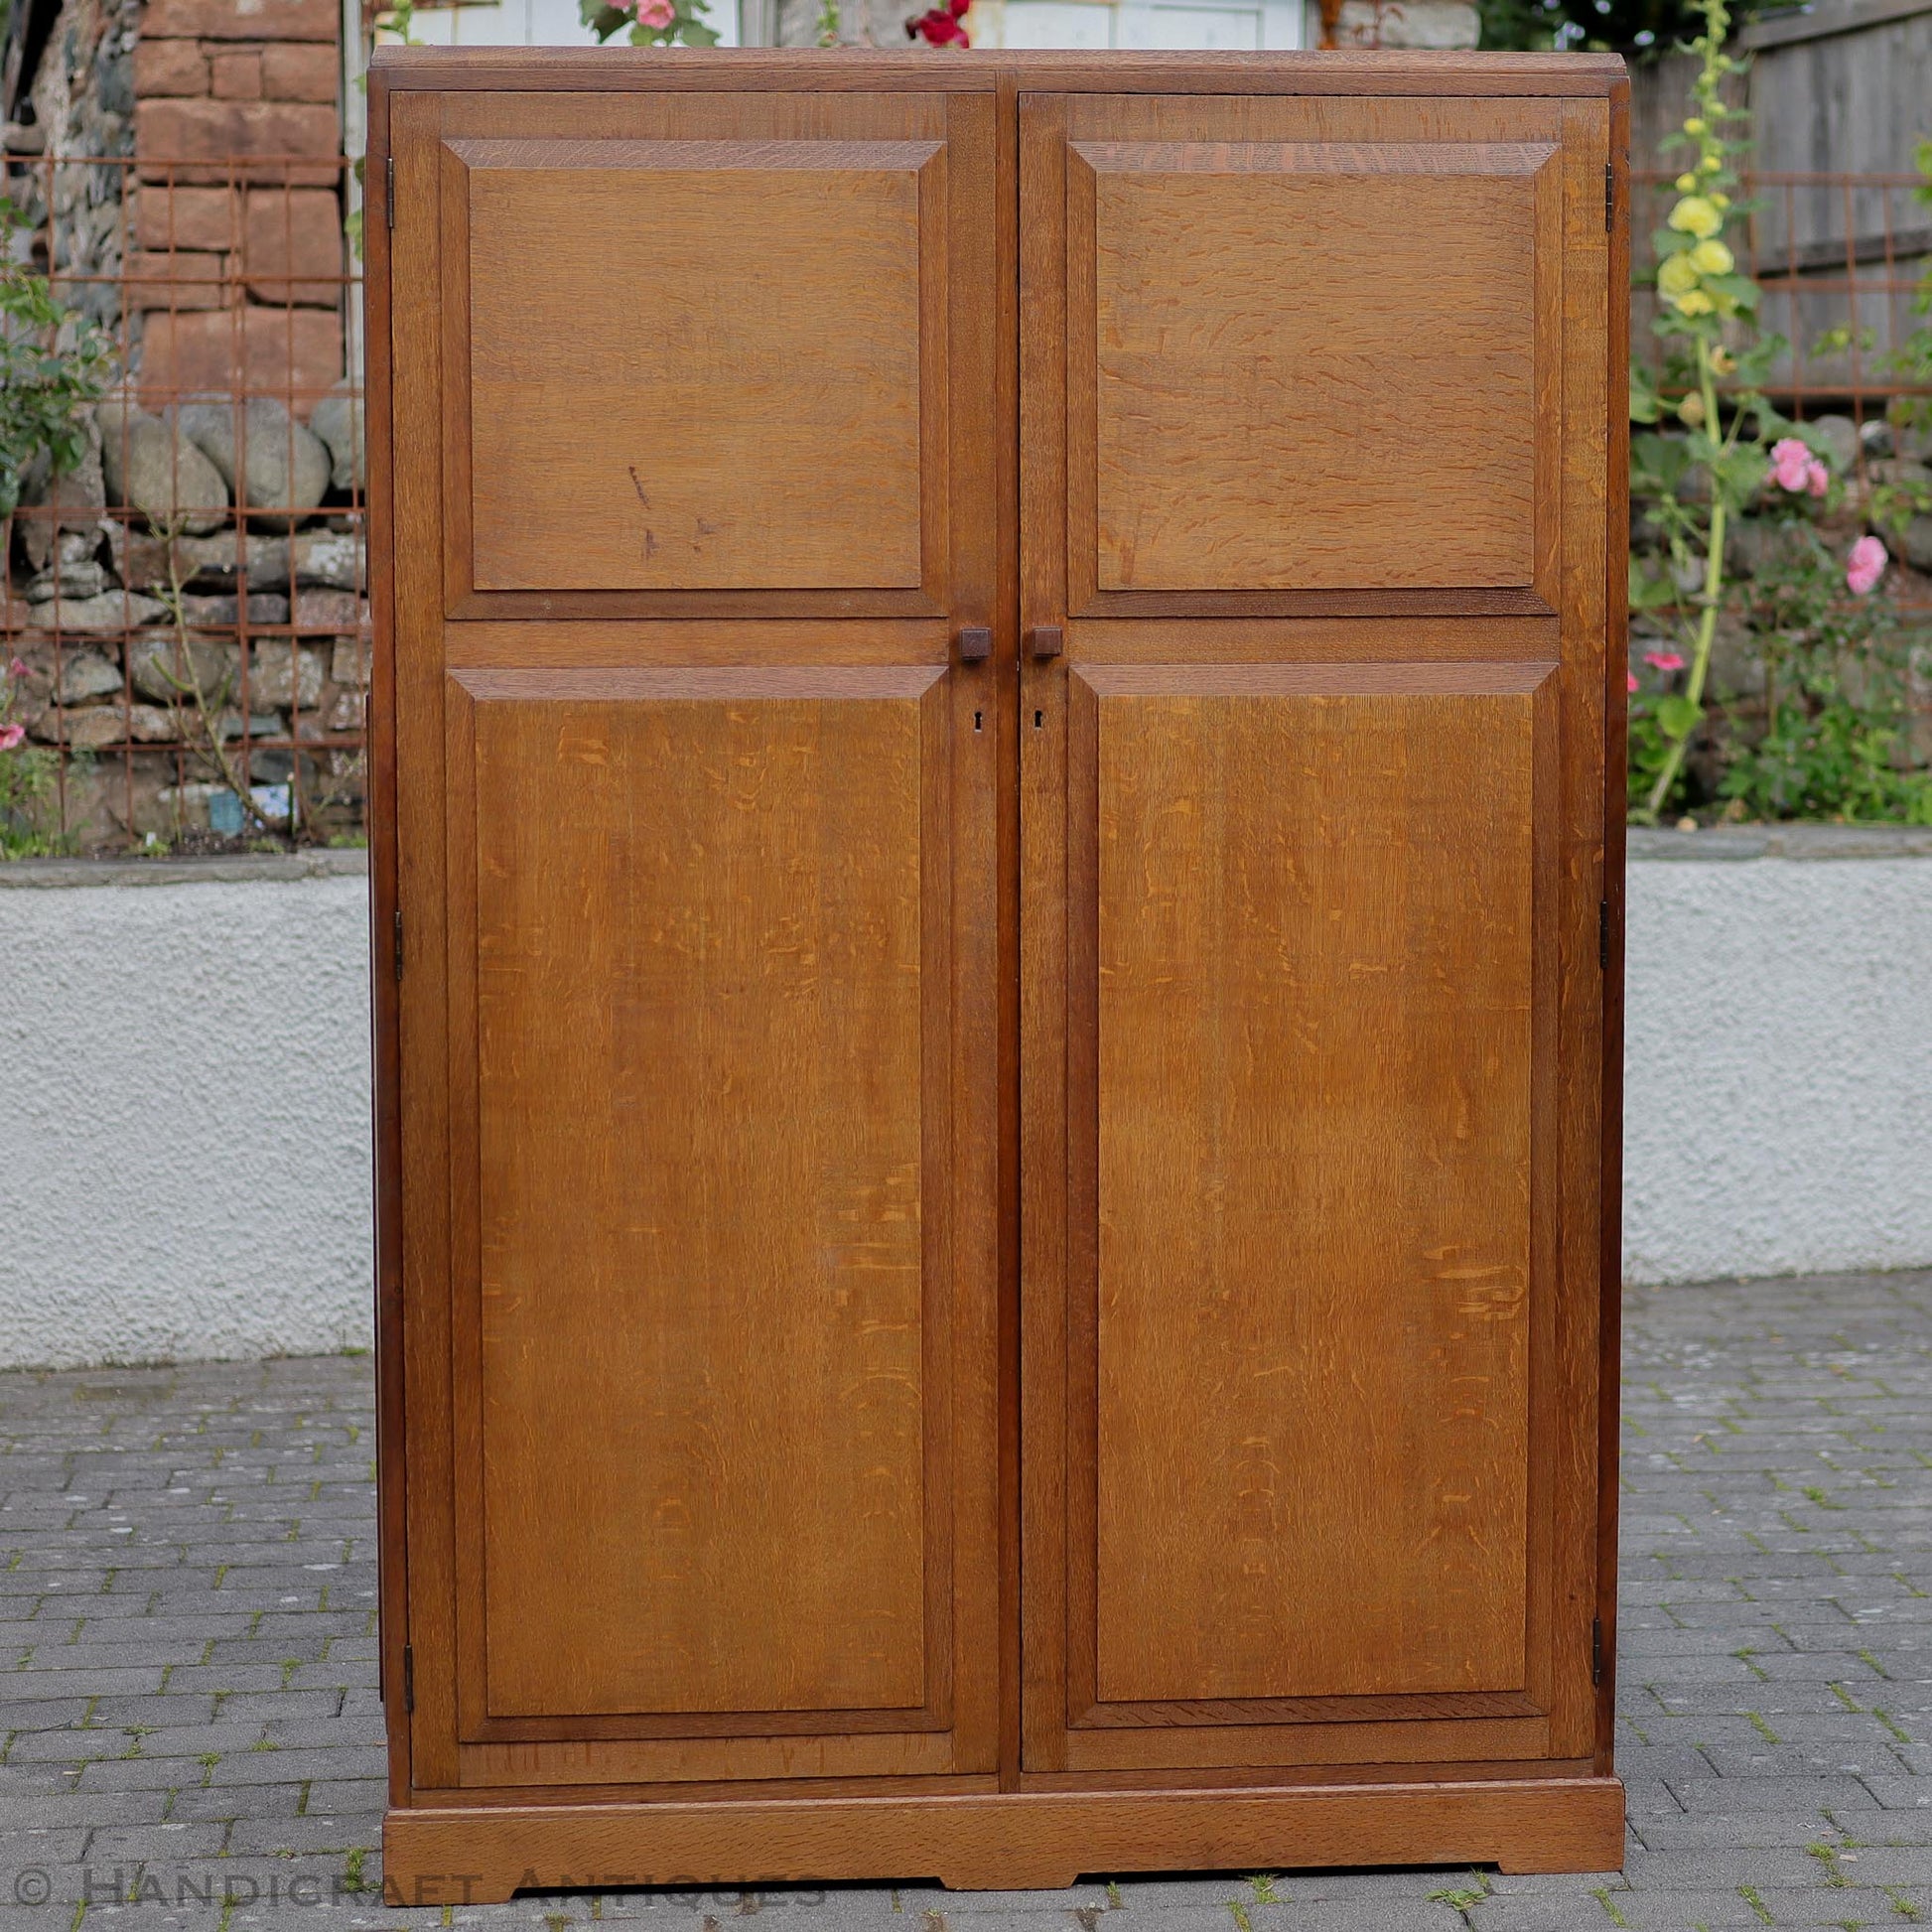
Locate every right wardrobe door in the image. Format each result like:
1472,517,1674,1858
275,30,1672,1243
1018,87,1619,1779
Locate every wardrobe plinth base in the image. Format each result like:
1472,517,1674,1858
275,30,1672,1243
381,1775,1626,1903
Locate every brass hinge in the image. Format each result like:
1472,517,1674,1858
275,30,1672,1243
402,1643,415,1715
1605,162,1615,234
386,155,396,230
1591,1615,1604,1687
1599,898,1609,971
393,907,404,983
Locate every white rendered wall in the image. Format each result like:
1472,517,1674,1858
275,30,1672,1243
1,835,1928,1368
1620,828,1932,1286
0,857,373,1369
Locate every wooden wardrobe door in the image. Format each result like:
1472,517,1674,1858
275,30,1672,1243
1018,91,1618,1776
383,80,1006,1792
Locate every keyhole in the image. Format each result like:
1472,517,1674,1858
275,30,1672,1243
1034,710,1043,730
973,711,983,733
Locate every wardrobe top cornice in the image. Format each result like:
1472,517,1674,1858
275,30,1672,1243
366,46,1629,99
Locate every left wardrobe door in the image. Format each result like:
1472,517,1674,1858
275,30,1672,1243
373,76,1006,1797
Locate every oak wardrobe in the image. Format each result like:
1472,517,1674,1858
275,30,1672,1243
365,47,1630,1899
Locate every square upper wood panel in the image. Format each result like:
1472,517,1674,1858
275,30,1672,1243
1051,97,1569,607
428,89,983,614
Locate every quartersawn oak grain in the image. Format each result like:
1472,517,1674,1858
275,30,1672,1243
459,670,932,1721
461,139,929,594
1019,80,1611,1786
1089,670,1545,1707
379,74,1004,1795
1088,140,1549,592
369,51,1628,1894
380,1776,1628,1897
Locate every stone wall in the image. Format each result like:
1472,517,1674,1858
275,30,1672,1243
130,0,345,413
1325,0,1477,49
7,394,368,849
4,0,345,411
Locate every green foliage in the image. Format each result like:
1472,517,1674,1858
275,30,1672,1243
0,197,113,520
1717,524,1932,824
0,660,67,860
1622,0,1930,826
1888,139,1932,441
1477,0,1750,54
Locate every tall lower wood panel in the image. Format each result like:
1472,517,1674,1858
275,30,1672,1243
371,48,1627,1899
1088,670,1548,1711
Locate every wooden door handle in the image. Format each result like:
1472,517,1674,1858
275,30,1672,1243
1029,625,1063,658
957,625,993,662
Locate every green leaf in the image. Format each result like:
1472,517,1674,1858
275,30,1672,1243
1657,694,1704,742
1629,362,1662,425
1704,274,1760,311
1629,558,1680,611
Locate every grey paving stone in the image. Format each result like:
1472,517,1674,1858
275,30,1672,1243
897,1883,1117,1913
0,1271,1928,1930
1863,1777,1932,1809
1668,1775,1886,1810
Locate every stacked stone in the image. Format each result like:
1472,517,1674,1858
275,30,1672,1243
5,386,369,849
1324,0,1479,46
129,0,345,415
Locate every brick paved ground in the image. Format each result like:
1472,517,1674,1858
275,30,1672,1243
2,1268,1929,1931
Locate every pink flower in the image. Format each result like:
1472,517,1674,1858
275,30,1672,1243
1627,670,1639,693
1769,436,1820,493
0,723,24,752
7,657,23,678
1805,460,1829,497
1846,534,1887,596
634,0,674,24
1644,649,1686,673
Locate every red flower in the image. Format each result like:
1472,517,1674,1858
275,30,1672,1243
906,0,969,44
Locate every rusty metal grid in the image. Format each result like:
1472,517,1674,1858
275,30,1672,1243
1634,169,1932,418
2,153,366,855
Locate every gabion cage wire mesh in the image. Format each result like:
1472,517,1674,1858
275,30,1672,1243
2,151,367,854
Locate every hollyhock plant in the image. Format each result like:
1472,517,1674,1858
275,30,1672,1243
1846,535,1888,596
1630,0,1932,826
0,723,22,753
1769,438,1828,497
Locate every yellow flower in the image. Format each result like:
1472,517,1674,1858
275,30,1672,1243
1699,155,1722,175
1684,116,1707,135
1658,252,1702,297
1690,238,1734,275
1711,345,1736,375
1677,391,1706,426
1669,196,1724,239
1676,172,1698,192
1674,288,1716,317
1710,192,1730,209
